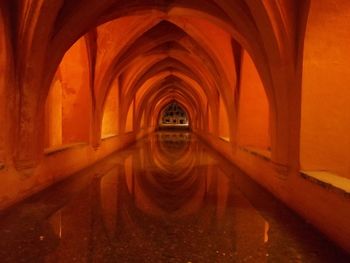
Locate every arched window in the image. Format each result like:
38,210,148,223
159,102,189,129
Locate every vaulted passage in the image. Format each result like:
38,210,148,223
0,0,350,260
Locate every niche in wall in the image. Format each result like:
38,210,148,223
44,38,91,148
237,50,270,153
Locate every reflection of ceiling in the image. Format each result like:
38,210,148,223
129,133,206,215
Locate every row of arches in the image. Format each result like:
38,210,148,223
42,17,270,159
0,0,349,189
0,0,350,252
1,0,350,191
0,0,299,170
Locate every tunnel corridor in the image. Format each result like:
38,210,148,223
1,0,350,261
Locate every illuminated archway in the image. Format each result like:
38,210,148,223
158,101,190,130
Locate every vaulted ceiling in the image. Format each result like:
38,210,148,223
0,0,310,168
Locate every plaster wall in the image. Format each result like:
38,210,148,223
59,39,91,144
218,96,230,140
125,100,134,133
102,80,119,137
45,77,63,148
237,51,270,150
0,13,8,164
301,0,350,178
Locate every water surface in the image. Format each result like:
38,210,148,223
0,132,348,262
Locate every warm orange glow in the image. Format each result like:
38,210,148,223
44,38,91,148
0,13,7,164
301,0,350,179
60,39,91,144
237,51,270,150
218,96,230,141
45,77,63,147
102,79,119,137
0,0,350,255
125,100,134,133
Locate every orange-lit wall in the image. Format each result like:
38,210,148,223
140,112,146,128
125,100,134,133
0,14,6,163
0,88,4,163
60,38,91,144
207,105,214,134
102,79,119,137
0,10,11,165
218,96,230,140
45,76,63,147
301,0,350,178
237,51,270,150
179,17,237,90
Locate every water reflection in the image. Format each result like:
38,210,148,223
49,132,268,262
52,132,266,262
0,132,349,262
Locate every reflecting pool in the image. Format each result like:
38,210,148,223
0,132,348,262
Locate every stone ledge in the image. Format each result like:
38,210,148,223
239,146,271,162
44,143,87,156
219,136,230,142
301,171,350,197
101,134,119,140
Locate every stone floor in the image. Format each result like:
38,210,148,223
0,132,349,263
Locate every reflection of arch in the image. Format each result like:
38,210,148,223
152,133,194,175
133,132,207,215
